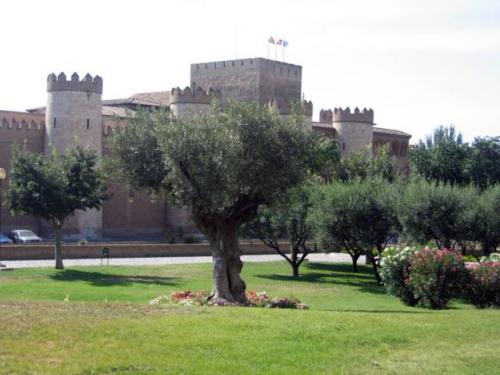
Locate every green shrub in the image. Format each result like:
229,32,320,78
466,261,500,308
408,248,465,309
381,246,419,306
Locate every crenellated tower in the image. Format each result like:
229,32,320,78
169,83,220,118
45,72,103,239
320,107,374,155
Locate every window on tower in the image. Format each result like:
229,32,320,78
53,118,56,128
87,119,90,130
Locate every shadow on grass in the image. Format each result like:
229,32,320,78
50,269,179,287
256,262,385,295
331,309,430,314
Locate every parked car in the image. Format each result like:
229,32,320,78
8,230,42,243
0,232,13,244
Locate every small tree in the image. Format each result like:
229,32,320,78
309,179,400,284
110,101,315,304
242,186,315,277
6,146,108,269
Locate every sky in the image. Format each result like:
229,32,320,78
1,0,499,143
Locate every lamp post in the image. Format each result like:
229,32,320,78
0,167,6,268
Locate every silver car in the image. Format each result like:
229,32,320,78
8,230,42,243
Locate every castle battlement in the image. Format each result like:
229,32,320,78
332,107,374,124
0,111,45,131
169,84,221,105
319,109,333,123
191,58,301,76
47,72,103,94
303,100,313,117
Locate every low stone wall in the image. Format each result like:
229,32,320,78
0,241,283,260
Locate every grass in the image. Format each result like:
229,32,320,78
0,261,499,374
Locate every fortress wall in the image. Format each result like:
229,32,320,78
0,111,45,233
259,60,301,109
101,118,167,239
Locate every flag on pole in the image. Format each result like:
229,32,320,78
283,40,289,47
268,36,275,44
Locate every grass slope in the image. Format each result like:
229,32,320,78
0,261,499,374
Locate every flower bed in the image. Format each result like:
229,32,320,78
150,290,308,309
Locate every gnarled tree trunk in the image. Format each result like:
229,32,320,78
209,225,247,304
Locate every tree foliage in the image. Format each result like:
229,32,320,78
110,101,317,303
398,179,477,249
409,125,470,185
469,137,500,189
409,126,500,189
336,145,396,182
6,146,108,269
470,185,500,255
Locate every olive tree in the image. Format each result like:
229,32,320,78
6,146,108,269
309,179,400,284
398,179,477,249
110,102,314,304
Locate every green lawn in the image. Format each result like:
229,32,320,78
0,261,499,374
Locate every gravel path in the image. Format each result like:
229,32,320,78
1,253,361,269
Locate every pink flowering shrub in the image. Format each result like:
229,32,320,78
408,248,465,309
466,261,500,308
